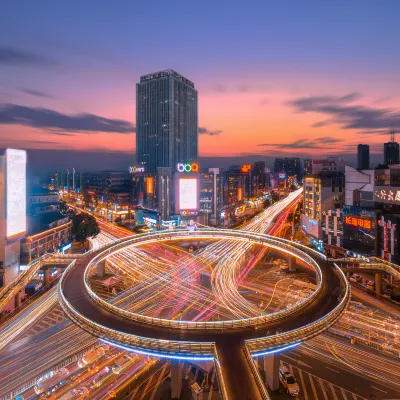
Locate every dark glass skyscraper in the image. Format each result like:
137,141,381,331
274,157,301,179
357,144,370,169
136,69,198,173
384,141,399,165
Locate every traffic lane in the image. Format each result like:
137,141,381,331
274,343,400,400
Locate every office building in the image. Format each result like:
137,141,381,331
384,141,399,166
304,159,312,177
136,69,198,173
309,157,346,175
357,144,370,170
274,158,301,179
301,172,344,240
199,168,223,226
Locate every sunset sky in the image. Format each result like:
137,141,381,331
0,1,399,171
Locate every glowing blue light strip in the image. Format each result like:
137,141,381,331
100,339,215,361
250,342,301,357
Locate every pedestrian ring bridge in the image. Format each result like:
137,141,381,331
59,229,350,358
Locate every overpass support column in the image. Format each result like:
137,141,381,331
263,353,280,391
14,292,21,309
97,260,106,278
375,273,382,295
288,256,297,272
44,268,51,286
214,339,264,400
197,240,201,250
171,361,183,399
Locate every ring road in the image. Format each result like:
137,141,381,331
59,229,350,358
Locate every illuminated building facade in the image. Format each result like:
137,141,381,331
309,157,346,175
199,168,223,226
0,149,26,286
274,157,301,179
302,172,344,240
136,69,198,173
222,167,250,207
342,206,376,255
21,221,72,263
377,214,400,264
304,159,312,177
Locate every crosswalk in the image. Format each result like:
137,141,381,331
278,360,367,400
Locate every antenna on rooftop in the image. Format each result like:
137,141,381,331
390,128,396,143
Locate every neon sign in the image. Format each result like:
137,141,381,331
344,216,372,230
241,164,252,173
129,166,145,173
177,163,199,173
374,188,400,204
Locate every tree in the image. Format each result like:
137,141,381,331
71,213,100,243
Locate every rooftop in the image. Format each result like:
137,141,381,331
140,69,194,88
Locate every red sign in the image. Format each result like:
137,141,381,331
344,216,371,230
241,164,252,173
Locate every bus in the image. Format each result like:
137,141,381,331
112,354,134,374
34,368,70,394
93,367,113,387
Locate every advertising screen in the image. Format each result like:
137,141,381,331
6,149,27,238
342,206,375,255
179,178,197,210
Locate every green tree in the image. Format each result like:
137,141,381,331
71,213,100,243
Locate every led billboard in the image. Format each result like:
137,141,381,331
6,149,27,238
179,178,197,210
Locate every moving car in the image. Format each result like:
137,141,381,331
34,368,70,394
112,354,133,374
93,367,113,387
279,366,300,396
349,274,362,283
78,345,109,368
59,386,89,400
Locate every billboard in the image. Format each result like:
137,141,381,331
179,178,197,210
374,186,400,205
6,149,27,238
301,214,321,239
342,206,376,255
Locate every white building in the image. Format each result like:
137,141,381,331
0,149,26,286
344,165,375,208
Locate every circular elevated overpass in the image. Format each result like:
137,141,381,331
58,229,350,358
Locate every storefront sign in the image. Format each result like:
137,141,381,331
344,216,372,230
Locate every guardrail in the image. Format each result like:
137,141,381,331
242,344,271,400
81,229,324,331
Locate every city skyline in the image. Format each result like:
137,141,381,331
0,1,399,171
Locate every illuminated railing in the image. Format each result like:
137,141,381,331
58,227,350,356
242,344,271,400
0,254,60,311
58,257,350,356
245,262,351,352
81,229,324,331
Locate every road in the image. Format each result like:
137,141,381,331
1,190,399,399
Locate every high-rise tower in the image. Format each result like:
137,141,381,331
136,69,198,173
357,144,370,169
384,130,399,165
